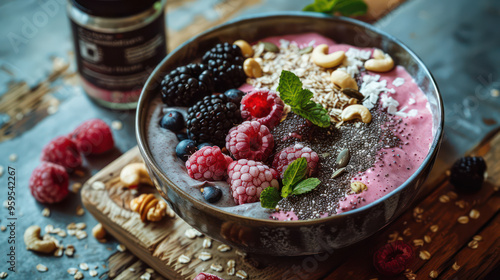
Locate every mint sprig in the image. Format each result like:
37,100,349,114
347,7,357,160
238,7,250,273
260,158,322,209
277,71,330,128
303,0,368,17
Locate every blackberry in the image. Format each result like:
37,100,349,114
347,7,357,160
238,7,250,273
187,94,242,147
450,156,487,192
202,43,246,92
160,63,214,107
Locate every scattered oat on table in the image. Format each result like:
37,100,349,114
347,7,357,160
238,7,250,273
491,88,500,97
67,268,78,275
72,183,83,193
0,272,7,279
202,238,212,249
473,235,483,241
439,194,450,203
117,244,126,252
111,120,123,130
210,263,223,272
76,205,85,216
9,154,17,162
140,272,151,280
419,250,431,260
65,245,75,257
89,269,98,277
178,255,191,264
429,270,438,278
429,225,439,232
36,264,48,272
217,244,231,252
452,262,460,271
0,166,4,177
74,271,84,280
79,263,89,271
198,251,212,261
42,208,50,217
185,228,202,239
457,216,469,224
468,240,479,249
469,209,480,219
236,270,248,279
424,235,432,243
0,226,5,231
413,239,424,247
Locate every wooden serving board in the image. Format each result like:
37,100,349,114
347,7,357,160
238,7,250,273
82,129,500,280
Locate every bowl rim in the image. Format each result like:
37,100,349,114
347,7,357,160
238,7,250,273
136,11,444,226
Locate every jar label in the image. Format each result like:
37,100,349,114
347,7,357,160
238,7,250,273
70,13,166,104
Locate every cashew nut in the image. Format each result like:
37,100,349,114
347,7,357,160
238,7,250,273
243,58,263,78
341,104,372,123
351,181,368,194
233,40,253,58
364,49,394,72
92,223,106,240
120,162,153,187
24,225,57,253
330,69,358,90
311,44,345,68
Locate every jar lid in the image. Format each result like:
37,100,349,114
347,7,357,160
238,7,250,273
71,0,159,18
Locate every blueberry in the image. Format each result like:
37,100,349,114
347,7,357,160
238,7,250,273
197,142,213,149
176,133,188,141
202,186,222,203
175,139,197,161
160,111,185,132
224,89,245,104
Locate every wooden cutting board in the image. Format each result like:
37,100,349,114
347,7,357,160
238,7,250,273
82,129,500,280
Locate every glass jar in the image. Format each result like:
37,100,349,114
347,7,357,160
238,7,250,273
67,0,167,110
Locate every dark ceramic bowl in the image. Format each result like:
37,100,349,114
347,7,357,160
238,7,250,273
136,12,444,256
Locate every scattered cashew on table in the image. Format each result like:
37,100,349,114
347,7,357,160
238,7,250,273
24,225,57,254
119,162,154,187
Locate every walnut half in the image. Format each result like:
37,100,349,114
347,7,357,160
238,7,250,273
130,194,170,222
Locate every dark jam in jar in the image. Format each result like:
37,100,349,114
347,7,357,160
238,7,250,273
67,0,167,109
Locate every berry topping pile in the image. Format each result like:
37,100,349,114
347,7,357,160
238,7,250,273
241,89,284,130
185,146,233,181
176,139,197,162
202,42,246,92
70,118,114,155
373,241,414,276
272,143,319,179
201,186,223,203
450,156,487,192
29,162,69,204
225,121,274,161
160,63,214,107
227,159,279,205
187,94,241,147
41,135,82,171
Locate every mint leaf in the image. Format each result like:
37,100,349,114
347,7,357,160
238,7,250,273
290,178,321,195
277,71,330,128
312,0,336,12
302,3,317,11
333,0,368,16
277,70,303,107
282,158,308,197
260,187,281,209
294,101,331,128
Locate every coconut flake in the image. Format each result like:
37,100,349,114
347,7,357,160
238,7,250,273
360,74,395,110
392,77,405,87
408,98,416,105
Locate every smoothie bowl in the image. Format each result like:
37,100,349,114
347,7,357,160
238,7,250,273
136,12,444,256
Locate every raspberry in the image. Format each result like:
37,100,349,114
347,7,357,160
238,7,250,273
227,159,279,205
450,156,487,192
240,89,284,130
41,135,82,171
193,272,225,280
373,241,414,276
186,146,233,181
225,121,274,161
29,162,69,204
70,119,114,155
272,143,319,179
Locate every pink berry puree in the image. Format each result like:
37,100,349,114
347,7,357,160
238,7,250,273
146,32,434,221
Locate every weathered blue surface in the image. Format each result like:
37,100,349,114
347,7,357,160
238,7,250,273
0,0,499,278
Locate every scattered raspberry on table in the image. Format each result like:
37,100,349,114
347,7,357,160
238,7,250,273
193,272,225,280
70,118,114,155
227,159,279,205
41,135,82,171
29,162,69,204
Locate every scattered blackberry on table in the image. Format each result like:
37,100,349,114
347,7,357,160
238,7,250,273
450,156,487,192
373,240,414,276
224,88,246,104
202,42,246,92
186,94,242,147
160,63,214,107
175,139,197,161
160,110,185,132
201,186,223,203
